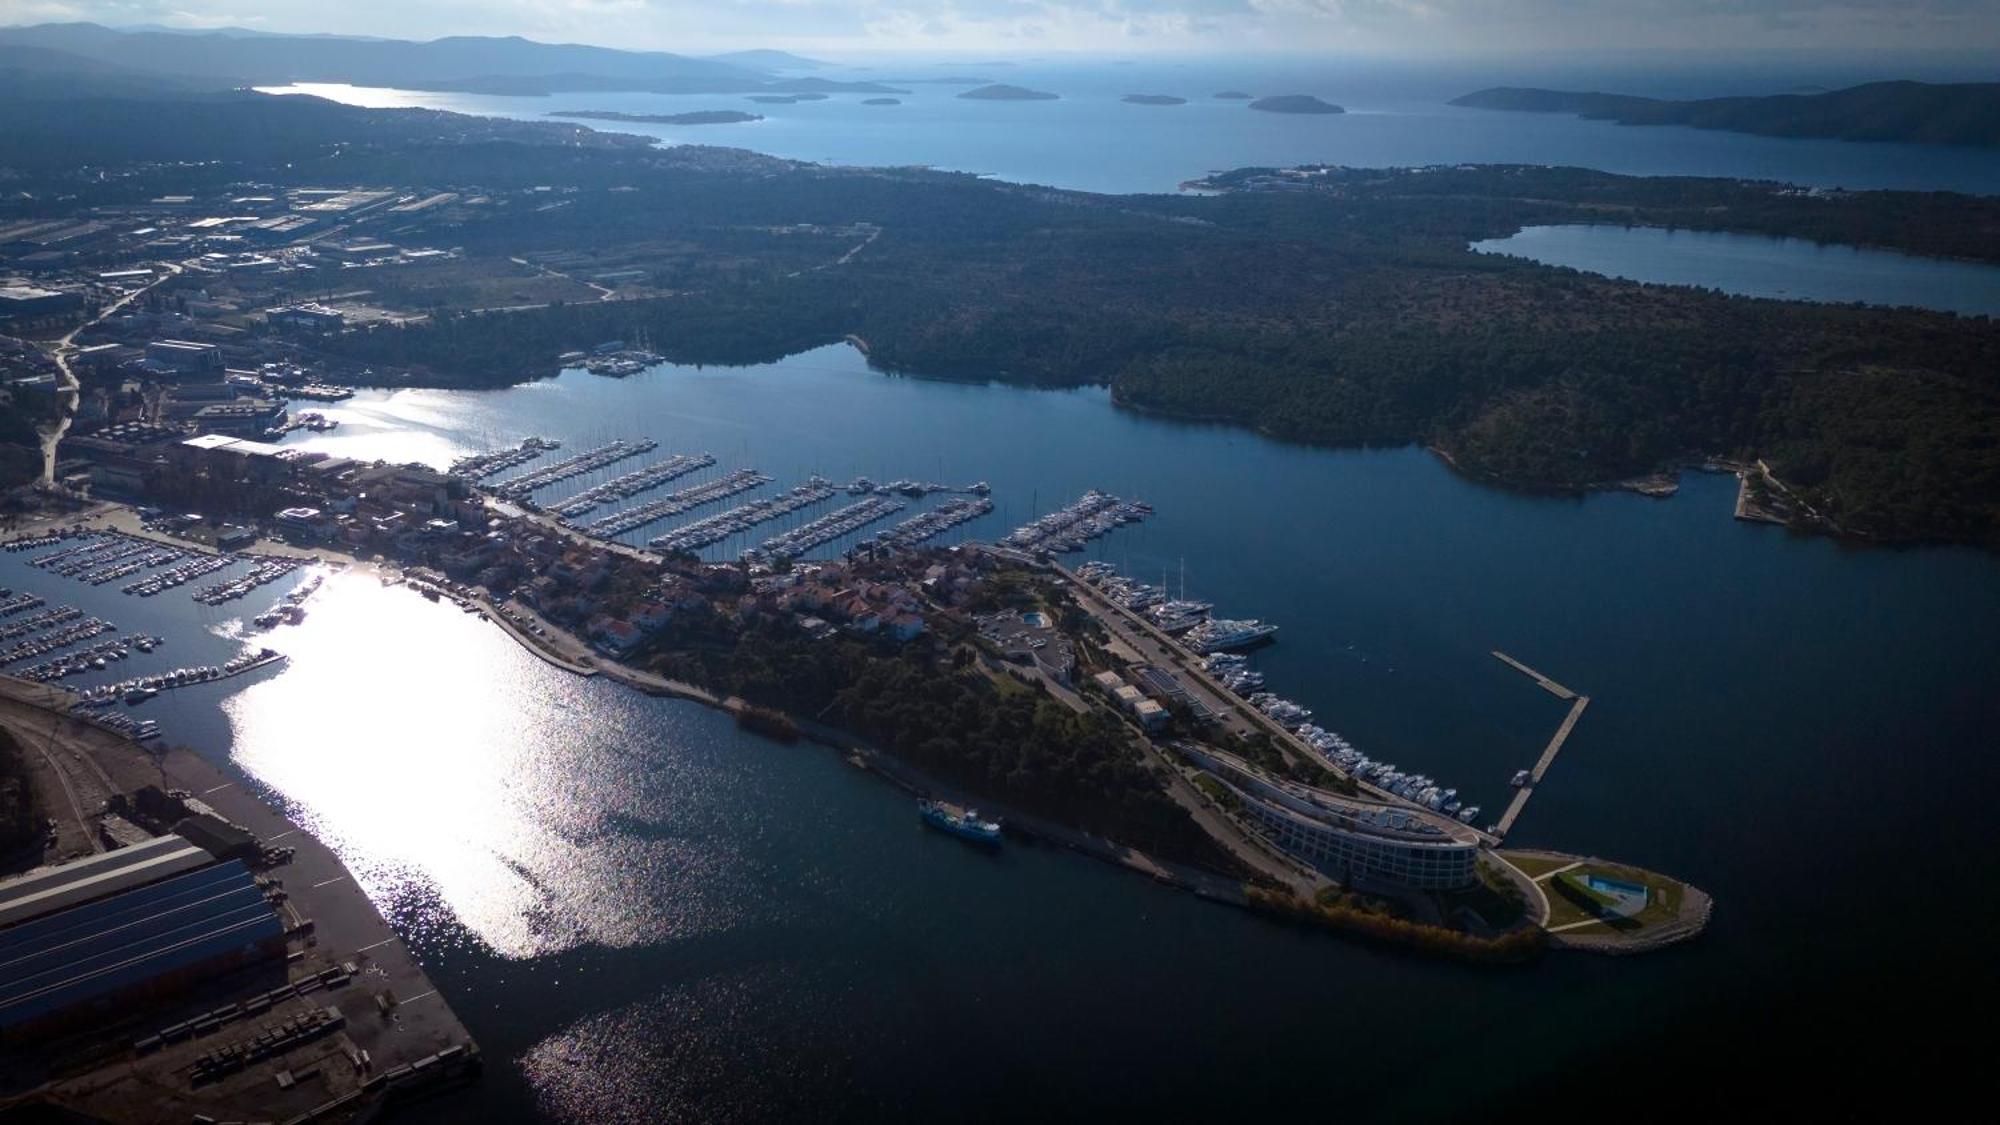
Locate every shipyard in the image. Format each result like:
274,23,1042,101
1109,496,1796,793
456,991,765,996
0,672,478,1124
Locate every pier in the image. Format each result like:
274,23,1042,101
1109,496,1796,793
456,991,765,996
1490,651,1591,838
751,495,906,561
490,438,658,499
581,468,773,537
547,452,717,520
449,436,558,481
1491,650,1575,700
647,477,836,553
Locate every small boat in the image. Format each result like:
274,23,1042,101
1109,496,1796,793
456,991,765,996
919,799,1002,846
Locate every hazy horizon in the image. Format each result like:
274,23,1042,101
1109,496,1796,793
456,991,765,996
8,1,2000,57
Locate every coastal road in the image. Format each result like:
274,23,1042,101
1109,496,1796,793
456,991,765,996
1142,739,1325,897
41,262,183,483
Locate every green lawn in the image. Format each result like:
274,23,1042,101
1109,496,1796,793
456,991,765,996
1543,862,1686,930
1495,850,1575,880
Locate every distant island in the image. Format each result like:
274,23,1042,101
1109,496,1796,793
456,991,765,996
706,48,828,71
1450,80,2000,148
861,97,901,106
959,83,1059,101
549,109,760,125
1123,94,1187,106
746,92,828,104
1249,94,1344,115
1214,91,1255,100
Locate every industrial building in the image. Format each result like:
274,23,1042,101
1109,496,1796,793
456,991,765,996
0,832,289,1037
144,339,223,376
173,433,298,485
189,399,286,437
266,302,345,333
0,835,215,930
0,861,284,1036
0,284,83,327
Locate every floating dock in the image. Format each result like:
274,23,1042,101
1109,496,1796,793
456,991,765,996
1491,649,1575,700
1491,651,1590,838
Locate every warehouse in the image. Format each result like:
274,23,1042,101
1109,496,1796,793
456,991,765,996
0,859,285,1036
0,284,83,328
0,833,216,930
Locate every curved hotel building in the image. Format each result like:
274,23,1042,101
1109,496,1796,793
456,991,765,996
1178,744,1481,890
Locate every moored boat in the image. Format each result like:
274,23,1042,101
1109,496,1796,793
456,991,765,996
919,799,1002,845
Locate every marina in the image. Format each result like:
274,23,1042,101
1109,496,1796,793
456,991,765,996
14,634,167,683
866,496,996,551
749,495,907,562
450,436,561,481
546,452,718,520
0,605,84,641
71,646,288,706
0,617,120,667
190,557,311,605
1076,561,1485,827
581,467,773,537
646,476,838,553
125,552,235,596
490,438,659,500
0,527,322,749
999,490,1149,555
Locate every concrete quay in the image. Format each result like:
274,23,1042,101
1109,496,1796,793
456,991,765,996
0,675,478,1124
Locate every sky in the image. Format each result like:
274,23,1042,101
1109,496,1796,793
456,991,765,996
7,0,2000,54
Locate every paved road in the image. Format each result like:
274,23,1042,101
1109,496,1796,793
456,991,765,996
42,262,183,483
1055,564,1493,839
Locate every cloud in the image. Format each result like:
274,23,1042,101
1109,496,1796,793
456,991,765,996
8,0,1997,52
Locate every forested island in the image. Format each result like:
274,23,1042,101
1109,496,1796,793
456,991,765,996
1214,91,1255,100
959,83,1060,101
1124,94,1187,106
550,109,761,125
1452,80,2000,147
1250,94,1344,114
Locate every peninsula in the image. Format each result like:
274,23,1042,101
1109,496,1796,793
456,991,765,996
1451,80,2000,147
549,109,761,125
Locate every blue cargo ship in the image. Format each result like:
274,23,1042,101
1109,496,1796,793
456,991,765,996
919,800,1002,846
